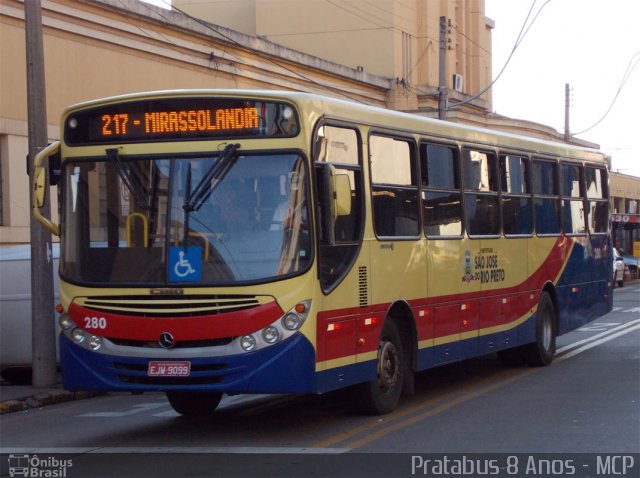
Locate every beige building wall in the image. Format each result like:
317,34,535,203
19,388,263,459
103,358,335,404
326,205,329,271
0,0,390,243
174,0,494,109
611,173,640,214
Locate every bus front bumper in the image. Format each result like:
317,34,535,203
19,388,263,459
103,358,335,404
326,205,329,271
59,332,316,394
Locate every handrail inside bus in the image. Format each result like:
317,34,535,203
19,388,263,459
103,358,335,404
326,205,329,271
125,213,149,248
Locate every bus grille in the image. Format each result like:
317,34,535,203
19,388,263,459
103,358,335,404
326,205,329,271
76,294,262,317
108,337,234,348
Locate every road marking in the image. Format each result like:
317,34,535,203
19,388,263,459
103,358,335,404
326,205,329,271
78,402,167,418
311,367,533,450
558,319,640,355
578,322,620,332
314,368,538,451
314,318,640,451
556,322,640,362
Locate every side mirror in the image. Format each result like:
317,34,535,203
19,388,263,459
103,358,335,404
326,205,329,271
332,173,352,219
34,166,47,208
32,142,61,236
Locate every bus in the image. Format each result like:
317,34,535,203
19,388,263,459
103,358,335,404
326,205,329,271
32,90,613,415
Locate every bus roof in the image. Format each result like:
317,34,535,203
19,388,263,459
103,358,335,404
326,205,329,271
62,89,608,164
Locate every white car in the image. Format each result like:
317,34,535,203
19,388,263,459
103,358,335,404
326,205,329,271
613,248,625,287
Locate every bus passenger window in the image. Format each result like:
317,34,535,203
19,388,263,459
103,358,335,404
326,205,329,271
370,135,419,238
500,155,532,236
463,149,499,236
532,159,560,235
420,143,462,237
586,167,608,234
560,163,586,235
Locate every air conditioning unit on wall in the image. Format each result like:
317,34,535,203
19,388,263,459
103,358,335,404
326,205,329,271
453,73,464,92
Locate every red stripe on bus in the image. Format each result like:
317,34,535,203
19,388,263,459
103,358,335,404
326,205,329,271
317,236,572,363
68,300,284,342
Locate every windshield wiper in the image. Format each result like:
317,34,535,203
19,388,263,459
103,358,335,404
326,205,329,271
107,148,149,210
183,143,240,213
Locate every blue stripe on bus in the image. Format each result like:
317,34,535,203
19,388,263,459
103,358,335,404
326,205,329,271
59,332,316,394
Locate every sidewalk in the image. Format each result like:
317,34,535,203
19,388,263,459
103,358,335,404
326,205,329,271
0,378,102,414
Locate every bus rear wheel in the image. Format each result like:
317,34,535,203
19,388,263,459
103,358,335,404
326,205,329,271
524,291,556,367
166,391,223,416
357,320,404,415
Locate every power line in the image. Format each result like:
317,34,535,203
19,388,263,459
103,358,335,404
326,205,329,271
451,21,491,55
573,51,640,136
135,0,371,103
325,0,402,33
447,0,551,110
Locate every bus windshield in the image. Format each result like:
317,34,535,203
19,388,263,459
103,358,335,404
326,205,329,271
61,151,311,285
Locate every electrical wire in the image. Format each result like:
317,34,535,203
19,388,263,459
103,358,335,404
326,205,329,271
134,0,371,103
447,0,551,110
572,51,640,136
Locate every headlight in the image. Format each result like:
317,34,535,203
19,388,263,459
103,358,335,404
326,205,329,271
58,314,75,331
240,335,256,352
89,335,103,351
236,300,311,353
262,326,280,344
282,312,302,331
71,328,87,344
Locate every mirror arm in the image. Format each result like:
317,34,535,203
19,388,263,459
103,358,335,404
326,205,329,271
32,141,61,236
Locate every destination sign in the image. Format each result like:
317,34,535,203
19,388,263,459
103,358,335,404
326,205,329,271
64,97,299,145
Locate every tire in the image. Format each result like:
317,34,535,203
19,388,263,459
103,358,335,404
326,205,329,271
524,291,556,367
617,280,624,288
357,320,404,415
166,391,223,416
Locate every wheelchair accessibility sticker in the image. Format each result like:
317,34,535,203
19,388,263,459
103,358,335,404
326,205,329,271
169,246,202,282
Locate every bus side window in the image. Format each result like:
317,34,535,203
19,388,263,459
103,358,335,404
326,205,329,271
420,142,462,237
370,135,419,238
560,162,586,235
585,166,608,234
500,154,532,236
463,148,499,237
532,159,561,235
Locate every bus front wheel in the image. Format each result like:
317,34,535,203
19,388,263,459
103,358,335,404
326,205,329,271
166,391,223,416
357,320,404,415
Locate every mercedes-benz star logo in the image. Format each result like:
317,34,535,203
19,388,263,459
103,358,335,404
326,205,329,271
159,332,175,349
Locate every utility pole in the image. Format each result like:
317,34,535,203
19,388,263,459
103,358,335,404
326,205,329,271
25,0,57,388
564,83,571,141
438,16,448,120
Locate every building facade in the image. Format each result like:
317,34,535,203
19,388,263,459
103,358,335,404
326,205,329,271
610,172,640,256
1,0,637,246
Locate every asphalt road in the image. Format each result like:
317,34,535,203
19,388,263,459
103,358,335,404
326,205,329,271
1,284,638,478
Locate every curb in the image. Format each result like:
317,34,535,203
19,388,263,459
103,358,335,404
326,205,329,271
0,389,104,414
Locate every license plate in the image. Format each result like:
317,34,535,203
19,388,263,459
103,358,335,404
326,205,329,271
147,361,191,377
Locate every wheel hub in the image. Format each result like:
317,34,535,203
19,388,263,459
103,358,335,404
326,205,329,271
377,341,400,390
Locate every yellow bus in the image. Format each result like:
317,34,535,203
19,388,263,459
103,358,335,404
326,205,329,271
32,90,612,415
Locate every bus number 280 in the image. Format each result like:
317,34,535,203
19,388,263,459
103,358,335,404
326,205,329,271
84,317,107,329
